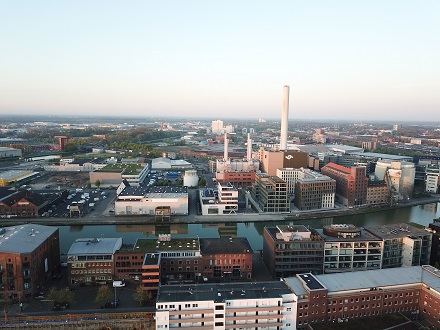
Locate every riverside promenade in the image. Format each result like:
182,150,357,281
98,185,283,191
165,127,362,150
1,196,439,227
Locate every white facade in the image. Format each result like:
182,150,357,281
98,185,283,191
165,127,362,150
183,170,199,187
0,147,22,158
156,282,297,330
115,187,188,215
425,166,440,193
375,160,415,199
212,120,224,134
216,159,260,173
199,185,238,216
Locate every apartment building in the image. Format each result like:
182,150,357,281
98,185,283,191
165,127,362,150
263,225,324,278
0,224,60,299
425,164,440,193
155,266,440,329
156,281,297,330
365,223,432,268
317,224,383,273
321,162,368,207
249,172,289,213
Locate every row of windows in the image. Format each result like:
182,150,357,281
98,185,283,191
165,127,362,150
71,269,111,274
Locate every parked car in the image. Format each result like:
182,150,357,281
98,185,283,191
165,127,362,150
53,302,69,311
101,300,120,309
113,280,125,288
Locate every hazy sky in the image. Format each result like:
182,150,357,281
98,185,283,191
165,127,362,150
1,1,439,121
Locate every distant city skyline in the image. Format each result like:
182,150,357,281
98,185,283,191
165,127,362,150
1,1,439,121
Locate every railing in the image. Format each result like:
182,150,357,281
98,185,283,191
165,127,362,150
1,311,154,327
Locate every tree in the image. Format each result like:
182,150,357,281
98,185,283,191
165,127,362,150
198,178,207,187
95,180,101,188
95,285,112,307
47,287,74,306
132,285,150,306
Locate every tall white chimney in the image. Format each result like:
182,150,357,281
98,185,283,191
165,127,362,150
247,133,252,160
280,85,290,151
224,133,229,161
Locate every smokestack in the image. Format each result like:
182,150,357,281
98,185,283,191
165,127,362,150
247,133,252,160
280,85,290,151
224,133,229,161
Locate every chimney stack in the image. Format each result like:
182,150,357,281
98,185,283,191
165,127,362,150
247,133,252,160
224,133,229,161
280,85,290,151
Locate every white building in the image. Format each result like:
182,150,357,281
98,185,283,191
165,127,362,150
183,170,199,187
151,157,193,170
375,160,415,199
156,281,297,330
211,120,234,134
199,183,238,215
0,147,22,158
115,186,188,215
425,165,440,193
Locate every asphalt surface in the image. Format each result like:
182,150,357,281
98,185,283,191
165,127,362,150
7,252,272,317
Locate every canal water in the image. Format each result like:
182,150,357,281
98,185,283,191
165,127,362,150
58,202,440,254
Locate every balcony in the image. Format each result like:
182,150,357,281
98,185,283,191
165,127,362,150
169,309,213,315
225,321,283,329
169,316,213,324
226,306,283,313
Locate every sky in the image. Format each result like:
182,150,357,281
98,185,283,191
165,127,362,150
0,1,439,122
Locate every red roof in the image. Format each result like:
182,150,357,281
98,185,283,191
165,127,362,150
324,162,351,174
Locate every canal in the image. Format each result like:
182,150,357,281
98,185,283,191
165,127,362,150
58,202,440,254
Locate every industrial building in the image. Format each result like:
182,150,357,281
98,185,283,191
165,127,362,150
115,186,188,216
89,163,150,187
375,160,416,200
0,147,22,158
0,224,60,299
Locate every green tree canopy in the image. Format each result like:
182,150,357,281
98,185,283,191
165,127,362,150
132,285,150,306
95,285,112,307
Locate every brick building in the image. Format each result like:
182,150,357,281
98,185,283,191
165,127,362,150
67,237,122,287
321,162,368,207
199,238,253,281
0,224,60,299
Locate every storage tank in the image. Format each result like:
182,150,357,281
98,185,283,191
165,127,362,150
183,170,199,187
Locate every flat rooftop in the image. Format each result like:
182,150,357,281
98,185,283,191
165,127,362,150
199,238,252,254
365,223,430,240
297,273,325,291
314,266,440,293
133,238,200,253
0,224,58,254
67,237,122,255
119,186,188,198
316,228,382,242
157,281,293,303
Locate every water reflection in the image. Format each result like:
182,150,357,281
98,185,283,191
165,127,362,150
58,203,440,254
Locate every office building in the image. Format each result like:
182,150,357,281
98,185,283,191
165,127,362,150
249,172,289,213
321,163,368,207
263,225,324,278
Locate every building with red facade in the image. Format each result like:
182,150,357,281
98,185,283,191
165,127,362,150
0,224,60,300
321,162,368,207
67,237,122,287
199,238,253,281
